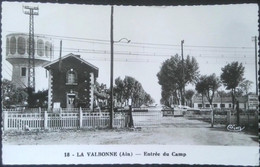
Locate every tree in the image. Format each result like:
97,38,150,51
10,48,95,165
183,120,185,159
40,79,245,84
114,77,125,105
203,74,221,106
195,75,207,108
239,80,253,95
196,74,221,107
113,76,154,107
221,62,245,108
2,79,28,108
29,90,48,108
185,89,195,107
157,54,199,105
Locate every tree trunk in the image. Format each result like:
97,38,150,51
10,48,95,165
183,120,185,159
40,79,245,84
128,105,134,127
231,89,235,109
180,88,183,105
202,94,204,108
236,101,240,126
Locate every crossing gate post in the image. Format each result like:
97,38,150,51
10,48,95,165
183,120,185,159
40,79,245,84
44,111,48,129
79,107,83,128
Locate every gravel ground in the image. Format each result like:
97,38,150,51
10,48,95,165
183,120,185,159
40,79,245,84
2,116,258,146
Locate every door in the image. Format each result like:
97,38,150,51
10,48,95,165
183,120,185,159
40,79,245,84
67,94,76,108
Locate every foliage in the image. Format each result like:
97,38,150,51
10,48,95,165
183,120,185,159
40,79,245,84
185,89,195,107
196,74,221,106
29,89,48,108
114,76,154,107
195,75,207,107
220,62,245,108
221,62,245,90
157,54,199,105
2,79,28,108
217,90,228,97
239,80,253,95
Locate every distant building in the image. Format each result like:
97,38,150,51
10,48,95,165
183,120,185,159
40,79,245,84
43,53,98,110
193,96,233,109
193,94,258,110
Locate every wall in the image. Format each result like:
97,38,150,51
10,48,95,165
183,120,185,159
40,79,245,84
50,57,94,109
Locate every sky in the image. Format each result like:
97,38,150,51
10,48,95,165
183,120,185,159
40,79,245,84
1,2,258,104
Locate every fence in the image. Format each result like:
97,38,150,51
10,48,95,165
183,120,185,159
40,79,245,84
3,109,129,131
184,109,258,127
3,108,94,113
228,111,258,127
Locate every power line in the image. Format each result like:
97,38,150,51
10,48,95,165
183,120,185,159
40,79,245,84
2,45,255,61
49,48,255,60
4,30,255,50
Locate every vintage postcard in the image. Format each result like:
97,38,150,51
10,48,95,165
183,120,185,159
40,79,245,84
1,1,259,166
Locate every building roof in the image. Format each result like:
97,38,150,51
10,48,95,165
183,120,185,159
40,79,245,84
43,53,99,77
194,95,248,104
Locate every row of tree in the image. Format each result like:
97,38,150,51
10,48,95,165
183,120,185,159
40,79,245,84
157,54,252,109
95,76,155,107
195,62,251,109
114,76,154,107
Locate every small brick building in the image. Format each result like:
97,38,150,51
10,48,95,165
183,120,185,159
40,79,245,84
43,53,99,110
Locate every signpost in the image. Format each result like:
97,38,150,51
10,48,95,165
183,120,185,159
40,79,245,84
248,95,258,109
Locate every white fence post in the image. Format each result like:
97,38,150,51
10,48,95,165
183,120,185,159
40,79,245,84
3,111,8,131
44,111,48,129
39,107,41,115
79,107,83,128
226,110,231,125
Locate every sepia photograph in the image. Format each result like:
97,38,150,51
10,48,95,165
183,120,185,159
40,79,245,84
1,1,259,166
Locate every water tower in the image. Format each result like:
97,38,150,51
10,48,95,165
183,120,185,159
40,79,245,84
6,33,54,89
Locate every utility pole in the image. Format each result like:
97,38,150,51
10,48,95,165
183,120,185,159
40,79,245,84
252,36,258,95
109,5,114,129
23,5,39,92
181,40,185,105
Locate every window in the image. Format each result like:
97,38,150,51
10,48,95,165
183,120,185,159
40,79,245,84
45,41,50,57
213,104,218,108
21,67,26,77
66,69,77,84
18,37,26,54
198,104,202,108
50,45,53,58
229,104,232,108
220,104,225,108
10,36,16,54
205,104,210,107
37,39,44,56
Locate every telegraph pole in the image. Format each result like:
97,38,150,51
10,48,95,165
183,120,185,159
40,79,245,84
181,40,185,105
252,36,258,95
109,5,114,129
23,5,39,92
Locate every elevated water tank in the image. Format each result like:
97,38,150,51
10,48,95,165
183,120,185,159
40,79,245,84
6,33,54,88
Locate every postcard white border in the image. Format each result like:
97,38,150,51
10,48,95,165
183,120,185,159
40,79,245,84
2,145,259,165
